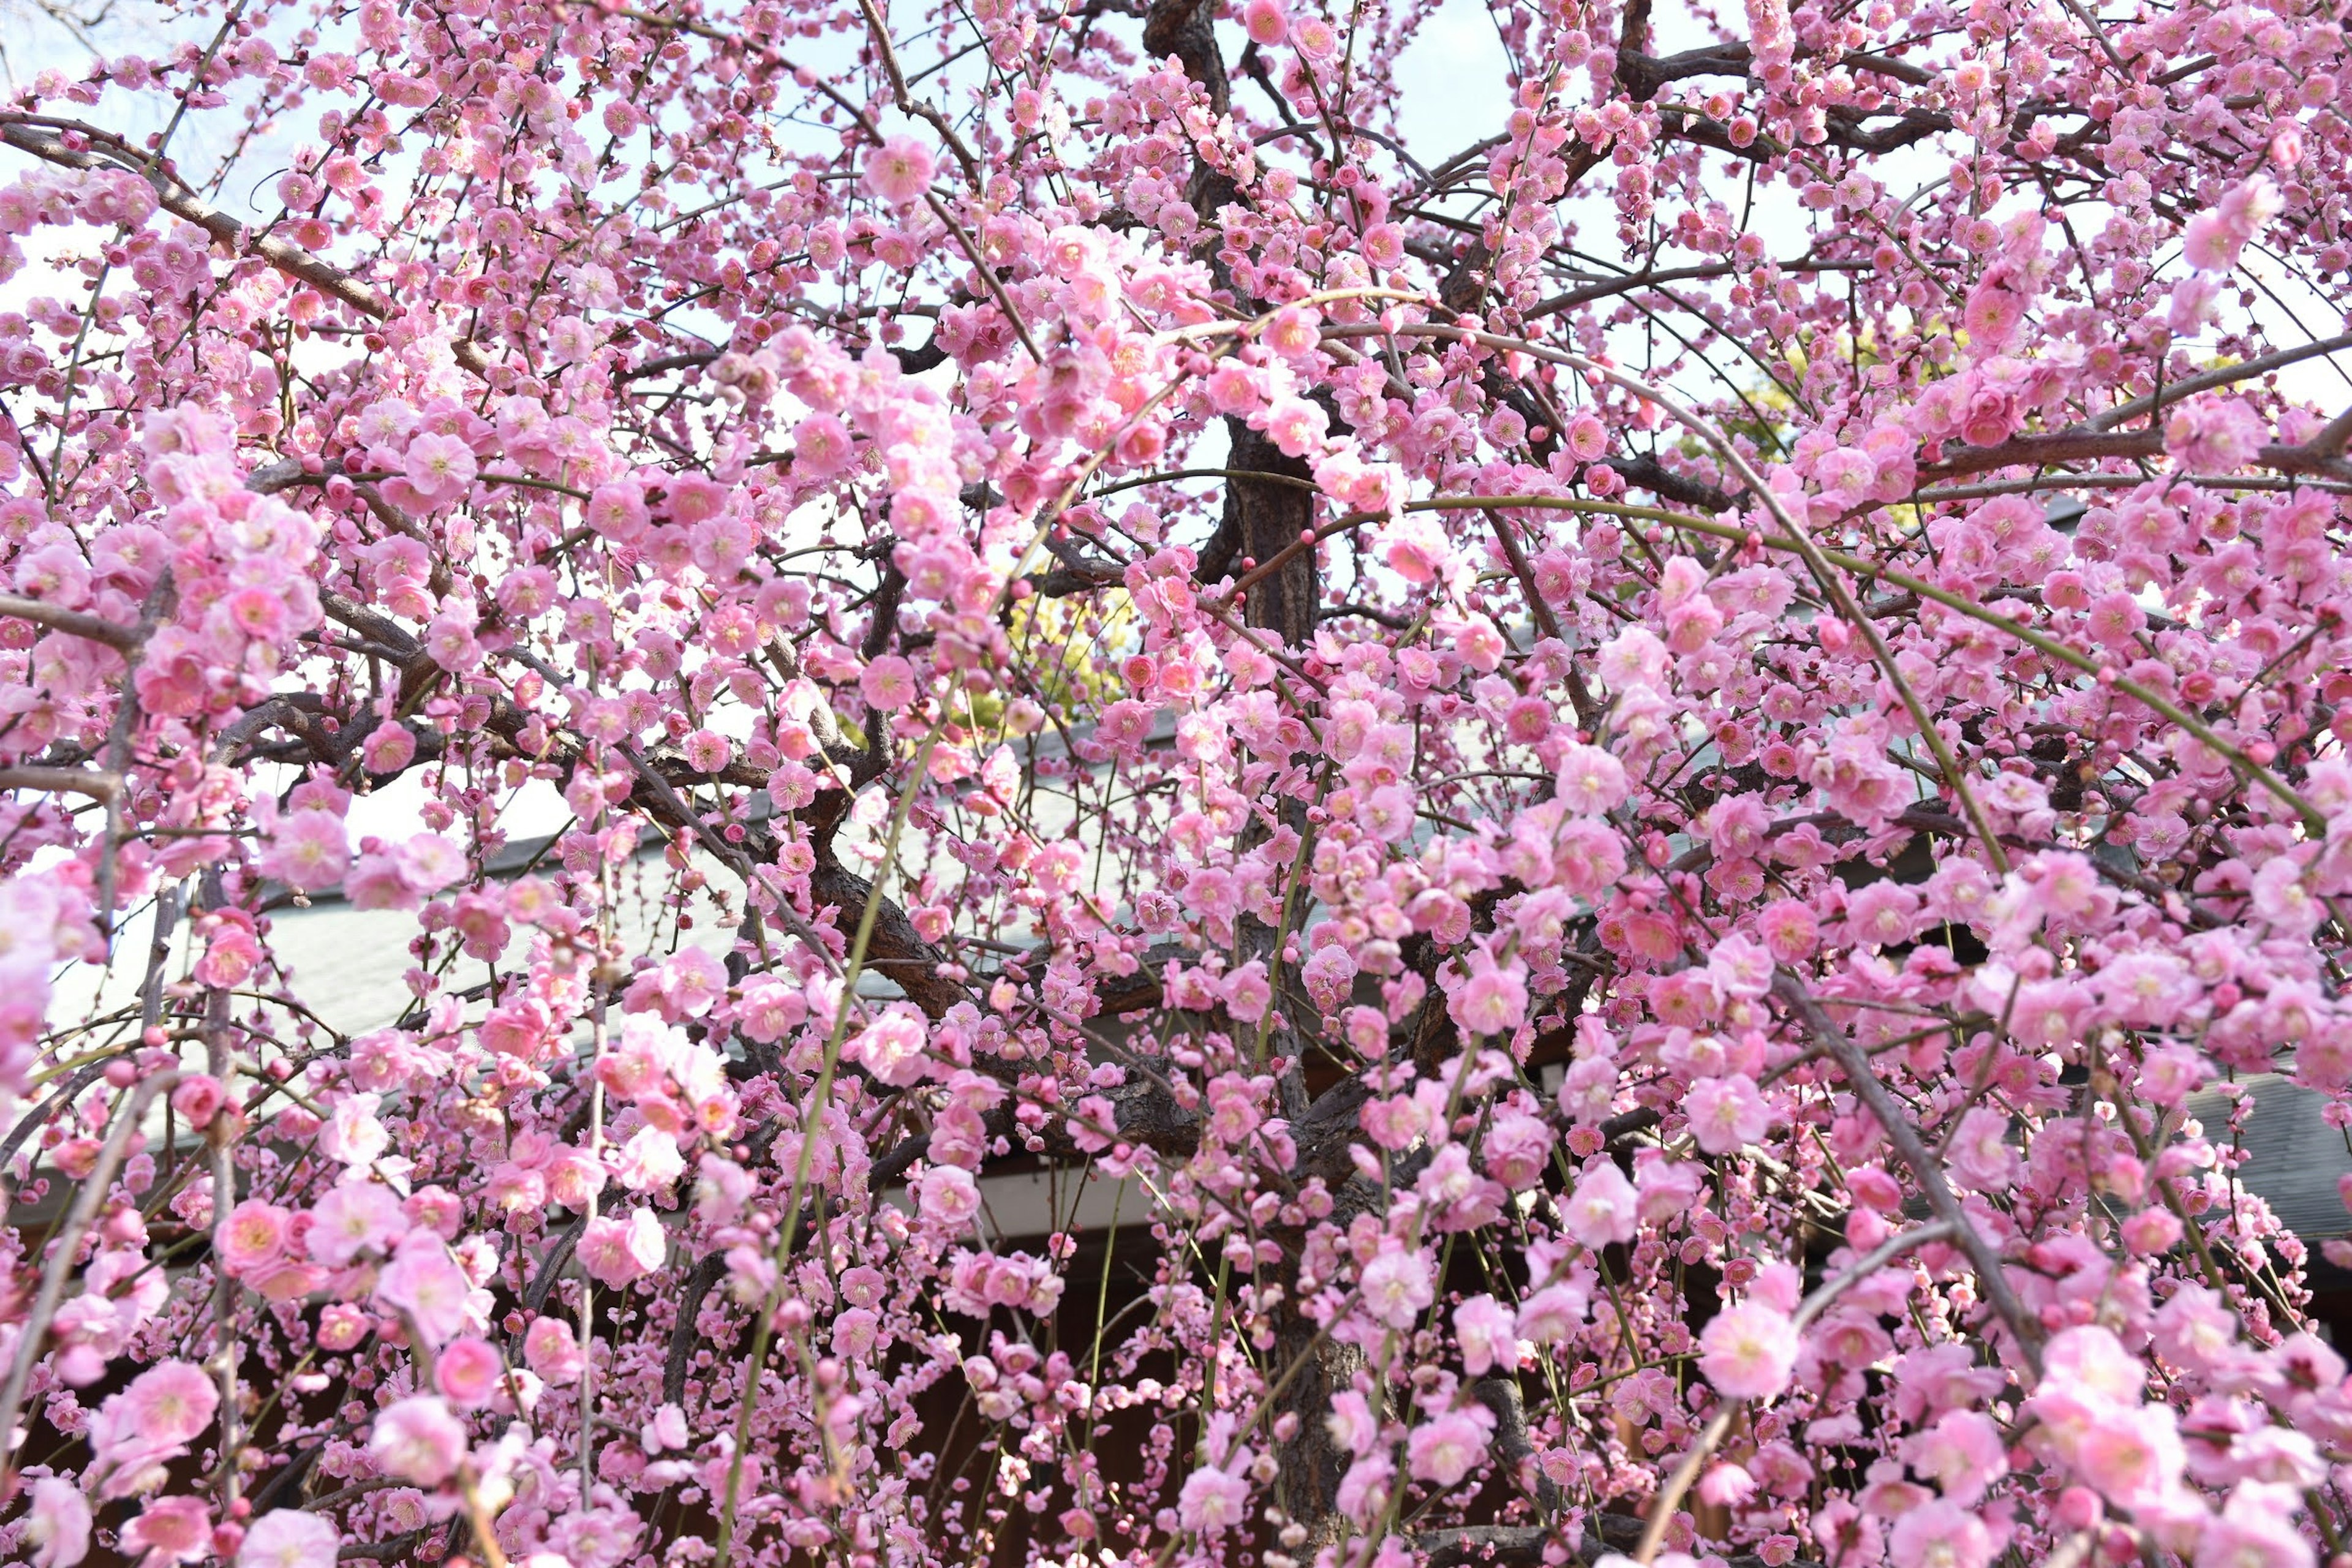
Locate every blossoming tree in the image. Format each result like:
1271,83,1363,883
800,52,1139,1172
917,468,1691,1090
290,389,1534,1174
0,0,2348,1559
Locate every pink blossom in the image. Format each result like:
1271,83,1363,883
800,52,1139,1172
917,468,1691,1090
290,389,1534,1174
2059,1400,2185,1510
861,654,918,710
260,810,349,892
525,1317,586,1384
1698,1302,1800,1401
1903,1408,2007,1506
1453,1293,1520,1376
916,1164,983,1226
1453,963,1528,1038
307,1180,408,1265
2197,1483,2318,1568
1176,1467,1248,1533
578,1207,666,1286
1515,1281,1590,1346
2165,396,2267,475
118,1361,219,1446
394,833,466,894
1887,1499,1992,1568
1561,1161,1639,1248
237,1510,338,1568
370,1394,467,1487
862,137,935,206
219,1199,291,1276
121,1496,211,1568
374,1233,477,1346
1405,1404,1494,1487
435,1336,506,1409
25,1477,90,1568
1684,1073,1771,1155
1358,1244,1434,1329
401,432,477,507
1947,1106,2018,1190
1555,744,1627,813
318,1093,388,1166
850,1005,933,1087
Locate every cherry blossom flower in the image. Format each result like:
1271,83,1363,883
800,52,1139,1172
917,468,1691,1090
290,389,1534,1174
369,1395,468,1487
24,1478,90,1568
1699,1302,1801,1401
238,1510,339,1568
862,138,936,207
1406,1405,1494,1487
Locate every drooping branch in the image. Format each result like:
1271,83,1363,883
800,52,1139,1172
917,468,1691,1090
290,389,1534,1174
1770,972,2045,1378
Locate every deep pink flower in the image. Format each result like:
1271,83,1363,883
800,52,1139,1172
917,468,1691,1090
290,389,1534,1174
434,1336,506,1409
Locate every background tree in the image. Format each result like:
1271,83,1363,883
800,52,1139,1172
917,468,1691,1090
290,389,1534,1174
0,0,2347,1562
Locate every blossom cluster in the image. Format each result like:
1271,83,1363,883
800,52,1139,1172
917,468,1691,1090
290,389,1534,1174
0,0,2346,1562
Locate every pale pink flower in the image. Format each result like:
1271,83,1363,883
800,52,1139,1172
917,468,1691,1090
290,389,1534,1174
613,1123,687,1194
1560,1161,1638,1249
1453,1293,1520,1376
2154,1283,2240,1373
2197,1482,2318,1568
1684,1074,1771,1155
219,1199,292,1276
375,1233,476,1346
2043,1324,2145,1404
1358,1244,1434,1329
1947,1106,2018,1189
2069,1403,2185,1509
238,1509,338,1568
1555,743,1627,813
1325,1389,1380,1456
916,1165,983,1227
121,1496,210,1567
1698,1302,1800,1401
401,431,477,507
370,1394,467,1487
25,1477,91,1568
1453,963,1528,1038
862,137,936,206
578,1207,666,1286
1405,1405,1494,1487
1515,1281,1589,1347
260,810,349,892
524,1317,585,1384
317,1091,388,1167
793,412,854,477
861,654,918,710
1358,784,1417,842
121,1360,219,1444
307,1180,407,1265
2165,396,2266,475
850,1005,932,1087
1887,1498,1992,1568
1903,1408,2007,1506
317,1304,370,1352
1176,1467,1248,1533
395,832,466,894
1223,961,1272,1023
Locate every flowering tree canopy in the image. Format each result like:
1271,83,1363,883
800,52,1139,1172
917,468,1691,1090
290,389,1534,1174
0,0,2350,1561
